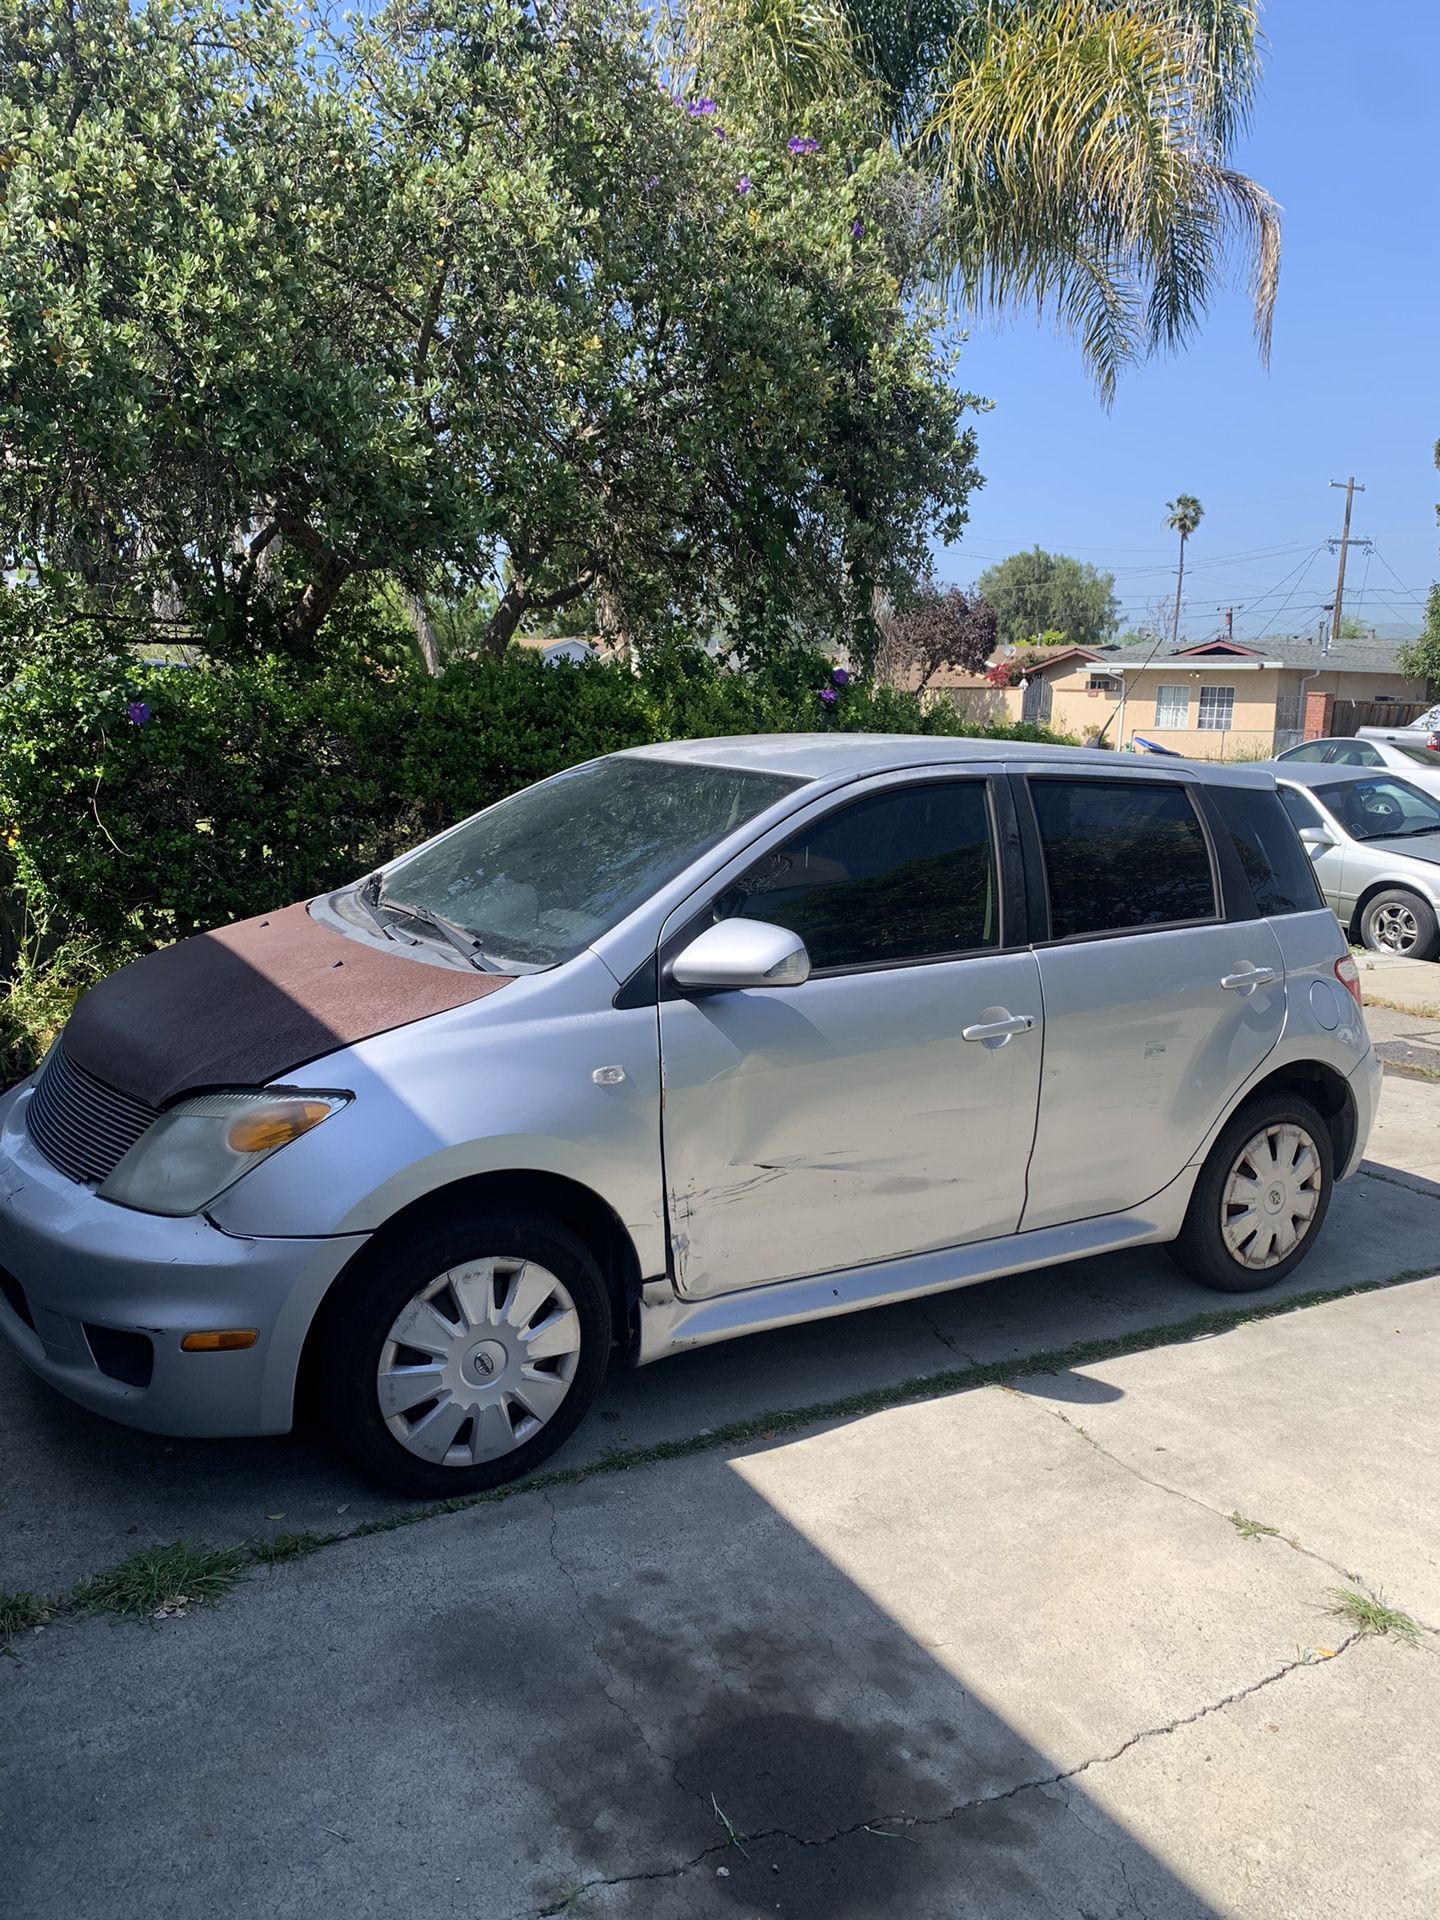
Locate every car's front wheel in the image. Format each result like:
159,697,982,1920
1168,1092,1334,1293
1359,887,1440,961
319,1209,612,1496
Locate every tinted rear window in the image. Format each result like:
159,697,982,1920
1030,779,1216,939
1208,785,1324,916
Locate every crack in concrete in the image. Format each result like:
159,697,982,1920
520,1636,1361,1918
1358,1165,1440,1204
1033,1404,1440,1638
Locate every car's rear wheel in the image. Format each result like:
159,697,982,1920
319,1209,612,1496
1168,1092,1333,1293
1359,888,1440,961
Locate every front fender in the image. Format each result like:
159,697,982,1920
206,978,666,1274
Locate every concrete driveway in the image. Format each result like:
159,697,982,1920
3,1073,1438,1917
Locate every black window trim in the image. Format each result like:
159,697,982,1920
1013,770,1232,949
615,772,1027,1006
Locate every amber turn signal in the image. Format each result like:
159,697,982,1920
180,1329,259,1353
225,1101,335,1155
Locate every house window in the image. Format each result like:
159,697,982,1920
1154,685,1190,729
1086,674,1119,692
1197,685,1235,731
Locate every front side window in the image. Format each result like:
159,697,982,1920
1277,742,1331,762
1154,684,1190,729
1197,685,1235,731
714,782,998,970
1030,779,1216,939
1316,776,1440,842
1208,785,1325,916
1279,785,1326,832
379,757,804,966
1325,740,1381,766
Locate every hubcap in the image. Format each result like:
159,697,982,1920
1372,902,1418,953
1220,1123,1323,1270
377,1257,582,1467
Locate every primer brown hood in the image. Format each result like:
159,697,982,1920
63,901,514,1108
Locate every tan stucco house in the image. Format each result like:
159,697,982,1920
933,635,1430,758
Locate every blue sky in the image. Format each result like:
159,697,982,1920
944,0,1439,643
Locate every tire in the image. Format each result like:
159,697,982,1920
1167,1092,1334,1294
318,1208,612,1497
1359,888,1440,962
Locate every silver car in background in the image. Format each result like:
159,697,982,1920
0,739,1380,1495
1271,763,1440,960
1276,732,1440,801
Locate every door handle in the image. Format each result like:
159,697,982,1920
1220,966,1281,992
961,1012,1036,1044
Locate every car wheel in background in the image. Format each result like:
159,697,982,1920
319,1209,612,1496
1168,1092,1334,1294
1359,888,1440,962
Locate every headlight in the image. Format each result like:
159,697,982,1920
97,1089,350,1217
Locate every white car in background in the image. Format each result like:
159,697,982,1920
1277,731,1440,800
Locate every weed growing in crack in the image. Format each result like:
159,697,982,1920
1325,1588,1421,1647
0,1588,50,1654
1228,1511,1284,1542
71,1542,250,1619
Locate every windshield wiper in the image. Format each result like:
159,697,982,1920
377,896,495,971
354,873,397,940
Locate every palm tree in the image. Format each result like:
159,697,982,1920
666,1,1279,399
1165,493,1204,644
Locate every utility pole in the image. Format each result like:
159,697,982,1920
1327,477,1370,651
1217,606,1236,640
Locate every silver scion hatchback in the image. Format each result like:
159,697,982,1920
1270,764,1440,960
0,739,1380,1495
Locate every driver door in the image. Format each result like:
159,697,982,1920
656,772,1043,1299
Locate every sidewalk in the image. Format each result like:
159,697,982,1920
1354,947,1440,1016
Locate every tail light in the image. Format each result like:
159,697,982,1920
1334,953,1363,1008
1427,731,1439,753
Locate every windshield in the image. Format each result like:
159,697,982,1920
1317,775,1440,842
1388,740,1440,768
376,756,804,966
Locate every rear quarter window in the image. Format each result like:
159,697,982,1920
1209,785,1325,916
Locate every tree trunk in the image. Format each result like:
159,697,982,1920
1171,534,1186,646
478,582,528,659
402,588,441,676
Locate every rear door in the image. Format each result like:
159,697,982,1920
657,770,1043,1299
1014,769,1287,1231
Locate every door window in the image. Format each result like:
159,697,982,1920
714,782,998,970
1277,742,1331,762
1029,779,1216,939
1325,740,1382,766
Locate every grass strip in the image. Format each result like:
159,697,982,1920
3,1262,1434,1655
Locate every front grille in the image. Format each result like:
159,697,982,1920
26,1041,159,1185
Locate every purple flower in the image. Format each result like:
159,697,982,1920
644,174,659,192
830,667,850,688
818,686,838,708
714,125,728,140
787,135,820,156
688,98,716,117
126,700,151,727
850,218,864,239
736,175,751,195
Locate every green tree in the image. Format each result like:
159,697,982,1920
670,0,1280,397
0,0,979,668
974,547,1119,648
1164,493,1204,643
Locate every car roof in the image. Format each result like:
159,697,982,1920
621,734,1277,786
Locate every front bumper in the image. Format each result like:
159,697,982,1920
0,1083,369,1437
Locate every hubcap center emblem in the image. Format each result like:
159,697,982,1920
1266,1185,1285,1212
462,1339,509,1387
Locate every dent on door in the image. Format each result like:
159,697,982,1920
659,954,1044,1299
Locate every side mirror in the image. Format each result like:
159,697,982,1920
670,919,811,992
1297,825,1335,854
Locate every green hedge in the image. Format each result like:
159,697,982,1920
0,638,1067,1077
